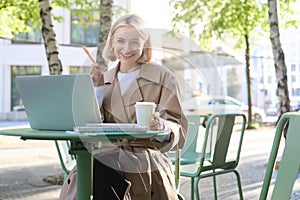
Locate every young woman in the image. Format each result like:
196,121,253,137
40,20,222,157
60,14,188,200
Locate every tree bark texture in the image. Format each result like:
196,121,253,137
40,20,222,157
39,0,62,75
245,34,253,127
97,0,113,71
268,0,290,117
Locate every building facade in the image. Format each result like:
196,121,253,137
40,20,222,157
0,7,107,120
0,1,237,121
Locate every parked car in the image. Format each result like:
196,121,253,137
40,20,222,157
266,105,279,116
290,104,300,112
266,104,300,116
182,95,266,125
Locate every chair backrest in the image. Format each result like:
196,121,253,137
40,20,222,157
170,114,207,192
198,113,246,170
179,115,202,163
55,140,76,175
260,112,300,200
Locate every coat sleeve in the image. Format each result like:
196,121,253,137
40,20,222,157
156,71,188,152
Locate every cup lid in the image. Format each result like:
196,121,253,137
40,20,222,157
135,102,156,107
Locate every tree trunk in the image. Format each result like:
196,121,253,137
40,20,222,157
96,0,113,71
39,0,62,75
268,0,290,118
245,34,253,128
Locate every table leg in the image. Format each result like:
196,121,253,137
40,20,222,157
175,150,180,190
70,142,92,200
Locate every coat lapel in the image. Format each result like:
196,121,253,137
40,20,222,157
121,79,143,106
122,63,160,107
103,66,130,122
103,63,161,123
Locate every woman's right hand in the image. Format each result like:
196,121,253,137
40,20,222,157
90,63,104,86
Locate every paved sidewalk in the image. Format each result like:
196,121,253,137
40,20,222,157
0,120,63,200
0,121,299,199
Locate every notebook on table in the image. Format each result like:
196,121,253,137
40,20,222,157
16,74,102,131
74,123,148,133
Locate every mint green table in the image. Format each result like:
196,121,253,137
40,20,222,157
0,128,167,200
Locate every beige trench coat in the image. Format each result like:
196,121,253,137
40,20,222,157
59,62,188,200
100,62,188,199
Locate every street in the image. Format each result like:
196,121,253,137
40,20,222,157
0,122,299,199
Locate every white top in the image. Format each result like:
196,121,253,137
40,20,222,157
95,69,139,106
95,69,170,142
117,69,140,95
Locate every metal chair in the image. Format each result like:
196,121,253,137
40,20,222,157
168,115,207,164
168,115,207,200
180,113,246,200
260,112,300,200
55,140,76,177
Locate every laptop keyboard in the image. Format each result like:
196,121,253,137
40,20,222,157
74,123,148,133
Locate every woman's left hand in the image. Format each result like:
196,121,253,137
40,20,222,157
149,112,165,131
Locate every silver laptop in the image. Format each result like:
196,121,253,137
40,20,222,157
16,74,102,131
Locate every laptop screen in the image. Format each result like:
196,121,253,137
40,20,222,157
16,74,102,131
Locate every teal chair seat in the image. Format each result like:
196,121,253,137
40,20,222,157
181,160,238,177
179,152,201,164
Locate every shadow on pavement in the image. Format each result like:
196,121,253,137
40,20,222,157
0,164,63,200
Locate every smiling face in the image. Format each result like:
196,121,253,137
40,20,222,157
112,26,146,71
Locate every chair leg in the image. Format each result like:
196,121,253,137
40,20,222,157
191,177,195,200
233,170,244,200
213,174,218,200
195,177,201,200
191,177,202,200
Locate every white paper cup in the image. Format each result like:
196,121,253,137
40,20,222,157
135,102,156,127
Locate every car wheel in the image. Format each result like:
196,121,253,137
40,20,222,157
254,113,262,125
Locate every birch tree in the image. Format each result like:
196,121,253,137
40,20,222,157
39,0,62,75
96,0,113,71
268,0,290,117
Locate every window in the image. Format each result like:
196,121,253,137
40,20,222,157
297,88,300,96
69,66,90,74
260,76,263,84
268,76,272,83
292,88,300,96
291,64,296,72
11,66,41,110
209,99,225,105
291,75,296,83
224,99,240,106
12,29,42,43
71,11,100,45
209,99,240,106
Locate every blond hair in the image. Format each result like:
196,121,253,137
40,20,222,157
102,14,152,64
